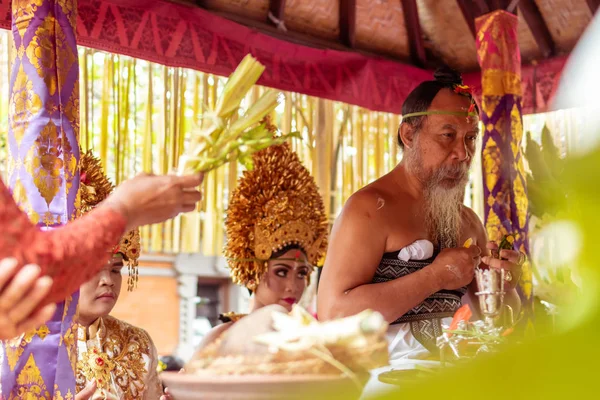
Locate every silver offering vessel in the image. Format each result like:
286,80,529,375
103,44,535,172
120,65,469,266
437,268,512,363
474,267,506,327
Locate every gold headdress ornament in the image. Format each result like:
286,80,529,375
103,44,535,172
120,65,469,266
79,150,141,291
225,140,328,289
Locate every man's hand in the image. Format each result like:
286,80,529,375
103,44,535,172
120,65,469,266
0,258,57,340
429,246,481,290
160,387,173,400
103,173,204,232
75,380,97,400
160,368,184,400
482,241,523,290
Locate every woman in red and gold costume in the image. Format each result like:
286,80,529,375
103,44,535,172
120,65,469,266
197,141,329,349
73,152,163,400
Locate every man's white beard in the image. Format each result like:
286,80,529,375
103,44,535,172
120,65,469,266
404,142,469,249
424,181,465,249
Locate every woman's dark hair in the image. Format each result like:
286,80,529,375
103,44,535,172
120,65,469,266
159,355,184,372
271,243,306,259
247,244,306,295
399,65,478,148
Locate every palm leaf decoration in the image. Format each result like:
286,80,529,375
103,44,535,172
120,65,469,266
524,124,567,219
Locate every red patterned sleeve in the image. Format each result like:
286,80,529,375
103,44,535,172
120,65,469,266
1,180,126,305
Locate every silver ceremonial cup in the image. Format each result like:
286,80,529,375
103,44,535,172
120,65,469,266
474,268,506,326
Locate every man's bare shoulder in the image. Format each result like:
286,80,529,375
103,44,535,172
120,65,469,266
461,206,483,226
461,205,487,240
342,187,386,219
344,176,410,216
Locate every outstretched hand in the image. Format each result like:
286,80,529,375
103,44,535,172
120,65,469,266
0,258,56,340
103,173,204,232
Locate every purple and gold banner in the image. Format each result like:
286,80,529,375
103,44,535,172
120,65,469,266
475,10,532,310
6,0,79,226
2,1,80,398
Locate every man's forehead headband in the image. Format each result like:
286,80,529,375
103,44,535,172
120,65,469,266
402,84,478,123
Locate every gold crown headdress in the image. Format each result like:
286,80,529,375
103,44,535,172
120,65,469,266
79,150,140,291
225,142,328,289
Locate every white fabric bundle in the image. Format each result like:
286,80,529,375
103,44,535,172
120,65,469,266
398,239,434,262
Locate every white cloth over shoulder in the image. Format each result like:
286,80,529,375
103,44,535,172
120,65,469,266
397,239,434,262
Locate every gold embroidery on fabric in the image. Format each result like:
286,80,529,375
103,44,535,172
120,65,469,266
482,96,502,118
7,142,16,179
62,295,72,320
53,384,74,400
36,325,50,340
57,0,77,30
476,11,519,74
16,44,25,61
59,296,79,373
64,81,80,137
42,210,61,226
61,322,78,374
4,335,25,372
11,0,44,40
510,103,523,158
481,70,521,97
494,115,505,138
45,99,59,117
10,64,42,147
8,353,50,400
25,120,64,206
77,346,116,393
77,317,152,399
62,128,77,199
519,258,533,299
55,23,77,90
12,178,34,217
25,16,58,96
513,175,528,229
482,137,501,191
485,209,504,244
4,328,37,371
9,34,18,67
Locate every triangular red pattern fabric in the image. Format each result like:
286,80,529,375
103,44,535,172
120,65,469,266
0,0,565,114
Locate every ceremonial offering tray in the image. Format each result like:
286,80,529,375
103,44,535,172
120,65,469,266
378,368,434,385
168,306,386,400
161,372,365,400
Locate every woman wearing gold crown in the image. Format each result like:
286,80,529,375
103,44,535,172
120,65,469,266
73,151,162,400
197,140,329,349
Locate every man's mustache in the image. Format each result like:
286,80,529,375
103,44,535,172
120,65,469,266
433,163,469,180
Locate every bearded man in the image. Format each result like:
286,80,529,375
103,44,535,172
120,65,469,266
317,67,523,361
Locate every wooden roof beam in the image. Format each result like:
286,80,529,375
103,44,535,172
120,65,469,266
401,0,427,68
586,0,600,15
339,0,356,48
517,0,555,58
